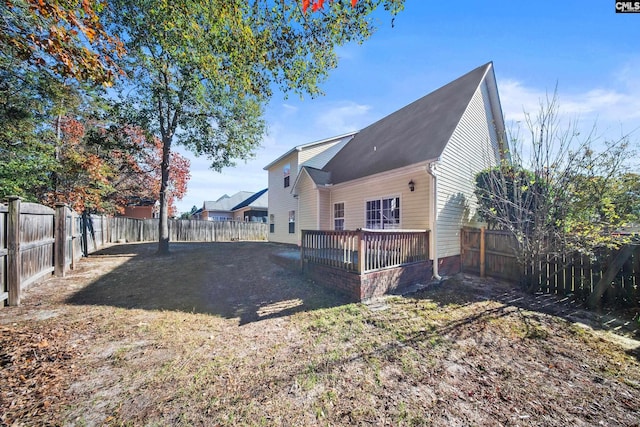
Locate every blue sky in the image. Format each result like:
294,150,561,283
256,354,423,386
175,0,640,214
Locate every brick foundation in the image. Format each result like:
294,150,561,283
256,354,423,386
303,261,433,302
437,255,461,276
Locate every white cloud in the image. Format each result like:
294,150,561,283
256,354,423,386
499,75,640,140
314,101,372,135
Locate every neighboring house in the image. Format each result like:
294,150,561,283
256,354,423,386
264,62,508,277
193,190,268,222
123,197,157,219
231,188,268,222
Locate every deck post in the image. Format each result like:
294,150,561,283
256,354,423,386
300,230,306,271
357,230,365,273
425,230,430,261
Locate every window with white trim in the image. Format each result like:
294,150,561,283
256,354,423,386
288,210,295,234
284,163,291,188
334,202,345,230
269,214,275,233
366,197,400,229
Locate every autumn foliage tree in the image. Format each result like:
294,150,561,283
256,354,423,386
45,117,190,215
1,0,124,85
1,0,128,202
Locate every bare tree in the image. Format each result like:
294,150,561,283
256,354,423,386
475,91,638,291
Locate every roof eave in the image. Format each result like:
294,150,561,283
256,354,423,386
263,131,359,170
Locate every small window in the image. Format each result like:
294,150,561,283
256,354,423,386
334,202,345,231
288,210,295,234
269,214,275,233
284,163,291,188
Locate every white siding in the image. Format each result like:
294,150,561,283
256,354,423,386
436,80,502,258
298,171,319,240
266,135,354,244
328,167,432,231
267,153,299,244
318,190,331,230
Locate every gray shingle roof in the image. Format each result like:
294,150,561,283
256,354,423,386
323,62,493,184
231,188,268,210
203,191,255,211
302,167,332,186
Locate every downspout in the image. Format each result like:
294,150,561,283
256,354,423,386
427,161,442,280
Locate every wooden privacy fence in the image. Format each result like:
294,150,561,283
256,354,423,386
461,227,640,307
460,227,521,281
0,198,106,307
107,218,268,243
1,201,268,306
301,229,429,274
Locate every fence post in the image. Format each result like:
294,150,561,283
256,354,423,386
7,196,21,306
70,210,77,270
81,210,89,256
101,215,106,247
480,227,486,278
55,203,67,277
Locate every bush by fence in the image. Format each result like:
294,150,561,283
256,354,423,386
1,199,268,307
461,227,640,308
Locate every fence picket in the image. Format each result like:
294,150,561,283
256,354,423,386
461,227,639,308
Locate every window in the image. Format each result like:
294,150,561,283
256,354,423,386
366,197,400,229
284,163,290,188
334,202,345,231
269,214,275,233
288,210,295,234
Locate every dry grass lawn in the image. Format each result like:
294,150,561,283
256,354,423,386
1,242,639,426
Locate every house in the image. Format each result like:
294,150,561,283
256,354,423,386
193,190,268,222
231,188,268,222
264,62,507,278
123,197,158,219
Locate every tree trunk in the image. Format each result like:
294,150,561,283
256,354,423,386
157,136,172,255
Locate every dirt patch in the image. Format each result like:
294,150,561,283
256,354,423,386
1,242,639,426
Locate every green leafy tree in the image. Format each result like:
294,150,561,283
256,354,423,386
108,0,405,254
0,69,55,200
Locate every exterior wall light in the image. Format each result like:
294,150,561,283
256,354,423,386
408,180,415,192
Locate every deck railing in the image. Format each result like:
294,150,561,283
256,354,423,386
301,229,430,274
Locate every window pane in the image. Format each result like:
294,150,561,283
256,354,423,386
382,197,400,229
284,163,291,187
334,203,345,230
366,200,381,229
